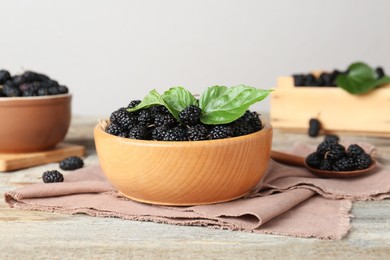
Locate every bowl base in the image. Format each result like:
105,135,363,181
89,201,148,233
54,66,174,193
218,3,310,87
118,190,252,206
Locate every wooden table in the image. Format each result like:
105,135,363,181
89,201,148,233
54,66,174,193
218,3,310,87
1,116,390,259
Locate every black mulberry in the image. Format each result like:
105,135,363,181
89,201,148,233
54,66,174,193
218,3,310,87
59,156,84,170
308,118,321,137
154,113,176,127
128,125,149,140
306,152,322,168
163,127,187,141
0,70,11,84
209,125,233,140
319,159,333,171
105,123,126,137
354,153,372,170
334,157,354,171
179,105,201,126
42,170,64,183
137,109,153,126
187,124,209,141
110,107,136,130
316,140,338,157
347,144,365,158
127,100,141,109
151,126,168,141
324,135,339,143
325,145,346,161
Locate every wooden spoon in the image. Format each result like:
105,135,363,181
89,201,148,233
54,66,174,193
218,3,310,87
270,150,377,178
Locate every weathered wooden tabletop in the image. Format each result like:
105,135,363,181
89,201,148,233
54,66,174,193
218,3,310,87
1,116,390,259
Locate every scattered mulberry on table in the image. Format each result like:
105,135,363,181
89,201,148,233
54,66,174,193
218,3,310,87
60,156,84,170
42,170,64,183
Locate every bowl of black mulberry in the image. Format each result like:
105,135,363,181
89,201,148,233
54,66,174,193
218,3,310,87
0,69,71,153
94,86,273,206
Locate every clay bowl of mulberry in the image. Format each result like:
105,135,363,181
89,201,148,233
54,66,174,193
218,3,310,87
94,121,273,206
0,94,72,153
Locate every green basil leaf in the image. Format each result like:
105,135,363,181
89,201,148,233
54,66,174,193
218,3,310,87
161,86,197,119
199,85,272,125
336,62,390,94
127,89,176,117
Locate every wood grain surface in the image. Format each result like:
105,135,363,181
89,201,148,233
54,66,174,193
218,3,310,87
0,143,85,172
1,115,390,259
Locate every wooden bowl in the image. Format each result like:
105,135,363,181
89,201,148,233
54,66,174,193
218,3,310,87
0,94,72,153
94,123,273,206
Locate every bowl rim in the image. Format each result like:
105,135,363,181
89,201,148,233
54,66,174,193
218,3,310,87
0,93,72,102
94,121,272,147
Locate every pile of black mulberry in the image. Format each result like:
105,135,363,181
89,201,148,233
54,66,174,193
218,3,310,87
292,67,385,87
105,101,262,141
306,136,373,171
0,69,68,97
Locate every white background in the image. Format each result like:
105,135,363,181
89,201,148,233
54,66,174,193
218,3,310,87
1,0,389,117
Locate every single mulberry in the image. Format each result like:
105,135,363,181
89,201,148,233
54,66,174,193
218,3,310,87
42,170,64,183
151,126,168,141
127,99,141,109
308,118,321,137
110,107,136,130
105,123,126,137
179,105,202,126
316,140,338,157
59,156,84,170
306,152,322,168
151,105,169,116
163,127,187,141
3,81,21,97
325,145,346,161
137,109,153,126
128,125,149,140
354,153,372,170
187,124,209,141
324,135,339,143
319,159,333,171
347,144,365,158
209,125,233,140
334,157,354,171
154,113,176,127
0,70,11,84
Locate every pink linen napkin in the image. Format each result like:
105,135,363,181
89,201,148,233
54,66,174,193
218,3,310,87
5,142,390,240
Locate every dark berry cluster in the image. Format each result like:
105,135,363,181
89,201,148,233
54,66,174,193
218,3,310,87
105,102,263,141
59,156,84,170
42,170,64,183
0,69,68,97
305,137,373,172
293,70,344,87
293,67,385,87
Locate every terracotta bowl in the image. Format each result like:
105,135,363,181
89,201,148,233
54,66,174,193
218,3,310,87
0,94,72,153
94,122,273,206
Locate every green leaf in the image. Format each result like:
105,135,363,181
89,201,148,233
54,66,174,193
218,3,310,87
199,85,272,125
127,89,176,117
336,62,390,94
161,86,197,119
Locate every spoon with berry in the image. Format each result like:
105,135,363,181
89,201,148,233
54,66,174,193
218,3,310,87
271,136,377,178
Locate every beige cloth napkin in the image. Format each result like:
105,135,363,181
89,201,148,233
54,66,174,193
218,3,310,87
4,142,390,240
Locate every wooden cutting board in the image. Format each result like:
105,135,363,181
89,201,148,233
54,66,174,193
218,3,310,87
0,143,85,172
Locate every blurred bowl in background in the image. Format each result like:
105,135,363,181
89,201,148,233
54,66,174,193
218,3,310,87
0,94,72,153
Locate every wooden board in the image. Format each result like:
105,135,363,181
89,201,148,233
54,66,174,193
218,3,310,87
0,143,85,172
270,76,390,137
